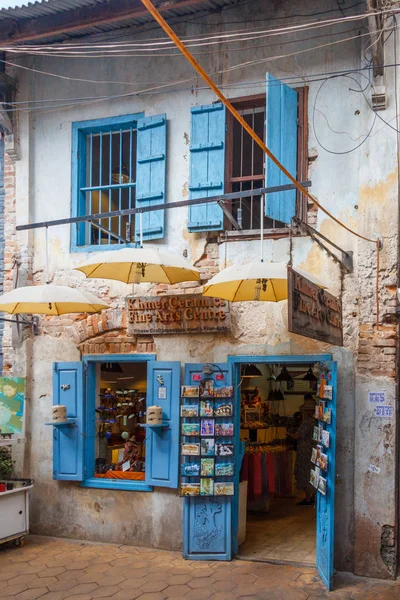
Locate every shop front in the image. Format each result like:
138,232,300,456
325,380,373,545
51,351,337,591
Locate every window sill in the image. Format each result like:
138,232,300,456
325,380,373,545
220,228,302,242
80,478,153,492
70,242,138,253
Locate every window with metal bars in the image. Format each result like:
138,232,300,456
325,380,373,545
72,113,141,250
225,89,308,235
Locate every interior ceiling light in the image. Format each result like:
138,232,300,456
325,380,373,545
101,363,123,374
241,364,263,378
275,365,293,383
302,366,318,382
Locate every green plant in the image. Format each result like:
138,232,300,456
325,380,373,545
0,447,13,479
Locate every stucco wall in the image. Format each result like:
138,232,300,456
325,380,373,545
3,0,399,578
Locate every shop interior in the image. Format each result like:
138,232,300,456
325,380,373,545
93,361,147,482
238,362,318,566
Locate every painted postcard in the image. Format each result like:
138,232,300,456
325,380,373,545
200,458,214,477
201,418,214,436
180,404,199,418
181,462,200,477
322,429,330,447
200,400,214,417
181,423,200,436
214,482,234,496
215,422,234,437
323,408,332,424
200,478,214,496
214,401,233,417
309,469,319,488
181,443,200,456
181,386,200,398
200,438,215,456
323,385,333,400
313,426,319,441
316,445,322,467
311,448,317,464
318,476,327,495
319,452,328,471
0,377,25,435
214,386,234,398
200,379,214,398
215,462,234,476
180,483,200,496
216,443,234,457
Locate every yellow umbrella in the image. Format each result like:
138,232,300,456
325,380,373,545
202,263,326,302
75,247,200,284
0,285,109,315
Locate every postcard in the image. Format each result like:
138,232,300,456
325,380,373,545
180,404,199,418
216,443,234,457
200,379,214,398
323,385,333,400
200,458,214,477
315,466,321,479
318,476,327,495
214,401,233,417
214,482,234,496
322,430,330,447
320,452,328,471
318,425,324,443
314,405,320,420
200,438,215,456
215,422,234,436
181,462,200,477
214,386,234,398
316,445,322,467
323,408,332,424
200,478,214,496
181,483,200,496
200,400,214,417
313,426,319,441
310,469,319,488
201,418,214,436
215,462,234,476
319,379,326,399
181,386,200,398
181,423,200,436
318,402,325,421
311,448,317,464
181,443,200,456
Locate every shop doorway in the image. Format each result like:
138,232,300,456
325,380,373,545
236,360,319,566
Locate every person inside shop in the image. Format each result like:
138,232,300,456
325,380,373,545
288,393,316,506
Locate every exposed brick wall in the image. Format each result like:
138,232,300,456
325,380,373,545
357,324,397,378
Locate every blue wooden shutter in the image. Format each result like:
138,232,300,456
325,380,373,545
183,363,233,560
52,362,84,481
265,73,298,224
188,103,225,232
136,114,167,241
316,360,337,591
145,361,180,488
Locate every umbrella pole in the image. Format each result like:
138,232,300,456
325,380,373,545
260,195,264,263
139,213,143,248
45,226,49,284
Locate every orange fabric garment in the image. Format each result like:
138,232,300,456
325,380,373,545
95,471,145,481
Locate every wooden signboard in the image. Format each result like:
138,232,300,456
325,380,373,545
126,294,231,335
288,268,343,347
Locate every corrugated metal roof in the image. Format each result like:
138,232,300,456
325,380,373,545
0,0,242,42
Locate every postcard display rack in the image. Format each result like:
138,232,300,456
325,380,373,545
310,377,332,497
180,381,235,497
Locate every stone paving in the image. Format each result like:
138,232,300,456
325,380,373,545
1,535,400,600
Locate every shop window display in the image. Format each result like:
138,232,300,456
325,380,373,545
94,362,147,482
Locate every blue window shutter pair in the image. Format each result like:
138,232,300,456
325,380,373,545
136,114,167,242
52,361,180,489
188,103,225,232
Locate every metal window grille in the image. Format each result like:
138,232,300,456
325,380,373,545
79,126,137,246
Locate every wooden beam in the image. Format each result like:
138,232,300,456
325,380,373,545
0,0,206,44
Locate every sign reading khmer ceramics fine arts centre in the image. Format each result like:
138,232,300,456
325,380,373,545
288,267,343,346
126,295,231,335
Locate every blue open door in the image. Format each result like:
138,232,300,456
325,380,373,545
183,363,233,560
316,360,337,591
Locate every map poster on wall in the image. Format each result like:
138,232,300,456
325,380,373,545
0,377,25,435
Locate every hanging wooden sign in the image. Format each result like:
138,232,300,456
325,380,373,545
126,294,231,335
288,267,343,346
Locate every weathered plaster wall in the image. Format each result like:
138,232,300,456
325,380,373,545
3,0,399,577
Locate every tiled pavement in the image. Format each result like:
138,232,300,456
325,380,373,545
1,535,400,600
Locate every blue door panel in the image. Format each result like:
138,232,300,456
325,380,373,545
265,72,298,224
316,360,337,591
183,362,232,560
52,362,84,481
145,361,180,488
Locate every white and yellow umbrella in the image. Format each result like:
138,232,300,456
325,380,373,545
0,285,109,315
75,247,200,285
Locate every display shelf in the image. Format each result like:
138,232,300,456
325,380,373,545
45,420,77,428
139,422,170,430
